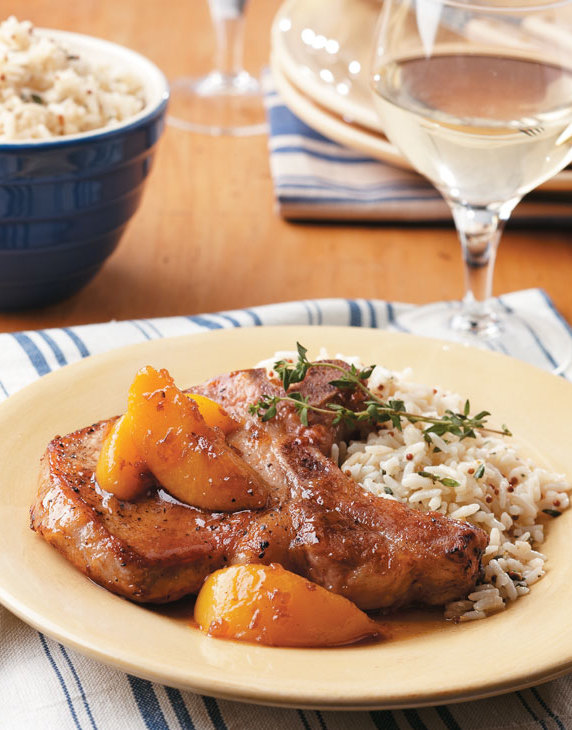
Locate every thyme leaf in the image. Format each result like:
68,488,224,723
20,92,45,105
417,471,460,488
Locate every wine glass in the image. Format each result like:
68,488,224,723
168,0,267,136
370,0,572,373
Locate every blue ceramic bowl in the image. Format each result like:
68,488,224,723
0,29,169,310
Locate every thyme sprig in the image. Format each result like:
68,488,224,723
249,342,512,440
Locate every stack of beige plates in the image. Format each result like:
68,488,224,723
270,0,572,192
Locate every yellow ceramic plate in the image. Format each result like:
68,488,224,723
272,0,572,192
1,326,572,709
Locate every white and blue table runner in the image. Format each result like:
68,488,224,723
2,292,572,729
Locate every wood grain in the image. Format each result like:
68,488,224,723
0,0,570,332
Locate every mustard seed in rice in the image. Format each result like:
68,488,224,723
0,16,145,140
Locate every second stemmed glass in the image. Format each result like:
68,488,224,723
169,0,267,136
370,0,572,372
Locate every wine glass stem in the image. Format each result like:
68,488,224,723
208,0,248,78
449,202,512,335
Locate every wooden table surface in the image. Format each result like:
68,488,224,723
0,0,571,333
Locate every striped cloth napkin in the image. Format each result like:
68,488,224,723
265,87,572,224
2,291,572,730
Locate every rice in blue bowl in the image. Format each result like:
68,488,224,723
0,17,169,309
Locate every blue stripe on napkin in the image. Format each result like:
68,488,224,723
38,634,83,730
128,676,170,729
164,687,196,729
59,644,98,730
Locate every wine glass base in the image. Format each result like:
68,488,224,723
168,71,268,136
395,301,572,375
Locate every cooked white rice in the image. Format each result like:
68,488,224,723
259,350,571,621
0,16,145,140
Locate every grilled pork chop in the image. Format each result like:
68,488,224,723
30,363,487,609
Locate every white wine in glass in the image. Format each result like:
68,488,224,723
370,0,572,372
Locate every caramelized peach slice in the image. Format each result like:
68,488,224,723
186,393,238,435
194,563,381,647
95,414,152,500
96,390,236,501
128,366,267,511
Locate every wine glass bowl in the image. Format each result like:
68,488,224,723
370,0,572,371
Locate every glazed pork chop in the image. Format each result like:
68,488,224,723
30,363,488,609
